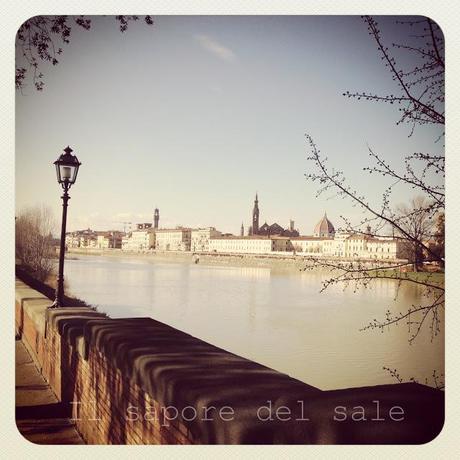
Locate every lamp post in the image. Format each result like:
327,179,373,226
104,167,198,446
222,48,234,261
51,146,81,308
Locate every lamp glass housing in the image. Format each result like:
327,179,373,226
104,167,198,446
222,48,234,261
54,146,81,185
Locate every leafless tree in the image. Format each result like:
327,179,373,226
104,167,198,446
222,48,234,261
429,212,445,266
395,196,435,271
305,16,444,347
15,206,56,281
16,15,154,91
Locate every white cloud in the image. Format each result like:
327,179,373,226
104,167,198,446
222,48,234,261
194,34,236,62
114,212,132,220
211,84,224,94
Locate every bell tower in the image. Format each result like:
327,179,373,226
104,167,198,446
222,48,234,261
252,193,259,235
154,208,160,229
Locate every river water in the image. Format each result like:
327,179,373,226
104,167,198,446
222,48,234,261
63,254,444,390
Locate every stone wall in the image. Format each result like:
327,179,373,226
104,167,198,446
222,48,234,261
15,279,444,444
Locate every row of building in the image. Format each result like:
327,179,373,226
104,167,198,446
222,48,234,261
206,230,404,260
66,214,406,261
65,229,125,249
65,208,161,250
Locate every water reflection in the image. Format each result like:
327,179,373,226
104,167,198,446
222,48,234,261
63,255,444,390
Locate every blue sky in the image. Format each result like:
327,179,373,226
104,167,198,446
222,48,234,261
16,15,444,235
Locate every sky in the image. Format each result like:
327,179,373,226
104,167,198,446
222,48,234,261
15,15,444,236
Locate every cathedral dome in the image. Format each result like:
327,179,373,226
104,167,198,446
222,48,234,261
314,213,335,237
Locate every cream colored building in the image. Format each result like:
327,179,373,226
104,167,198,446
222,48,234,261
65,229,97,248
191,227,222,252
96,231,124,249
97,234,110,249
291,232,405,261
65,233,79,248
290,237,335,255
333,233,404,260
331,231,350,258
122,229,155,251
155,228,191,251
365,236,402,260
207,231,405,261
209,236,291,254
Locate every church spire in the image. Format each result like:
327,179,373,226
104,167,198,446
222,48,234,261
154,208,160,229
252,192,259,235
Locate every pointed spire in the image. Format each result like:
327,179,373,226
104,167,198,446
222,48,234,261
252,192,259,235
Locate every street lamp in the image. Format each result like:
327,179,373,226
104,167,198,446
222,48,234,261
51,146,81,308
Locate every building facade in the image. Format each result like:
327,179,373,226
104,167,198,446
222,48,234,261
66,229,125,249
209,236,291,254
122,229,155,251
291,232,405,260
155,228,192,251
65,229,97,248
290,236,335,255
96,231,124,249
191,227,222,252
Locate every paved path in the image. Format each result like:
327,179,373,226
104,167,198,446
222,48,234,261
15,338,84,444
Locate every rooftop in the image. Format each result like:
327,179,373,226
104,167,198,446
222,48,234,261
290,236,334,241
314,213,335,236
210,235,290,240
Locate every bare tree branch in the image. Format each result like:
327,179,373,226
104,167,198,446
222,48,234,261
343,16,445,130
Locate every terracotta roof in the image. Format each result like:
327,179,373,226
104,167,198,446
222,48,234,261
154,228,192,233
210,235,285,240
291,236,333,241
314,213,335,236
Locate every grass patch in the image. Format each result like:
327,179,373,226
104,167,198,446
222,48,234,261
368,268,444,287
16,264,95,309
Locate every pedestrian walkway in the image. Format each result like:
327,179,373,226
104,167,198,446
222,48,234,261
15,338,84,444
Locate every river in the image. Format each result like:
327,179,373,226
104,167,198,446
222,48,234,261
62,254,444,391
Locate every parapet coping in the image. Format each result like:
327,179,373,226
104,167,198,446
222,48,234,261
16,280,51,335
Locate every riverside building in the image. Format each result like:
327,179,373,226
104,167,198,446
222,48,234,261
122,227,155,251
209,235,292,254
191,227,222,252
155,228,192,251
209,213,406,261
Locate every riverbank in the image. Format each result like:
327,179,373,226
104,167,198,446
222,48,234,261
368,268,445,288
67,248,310,271
66,247,411,273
